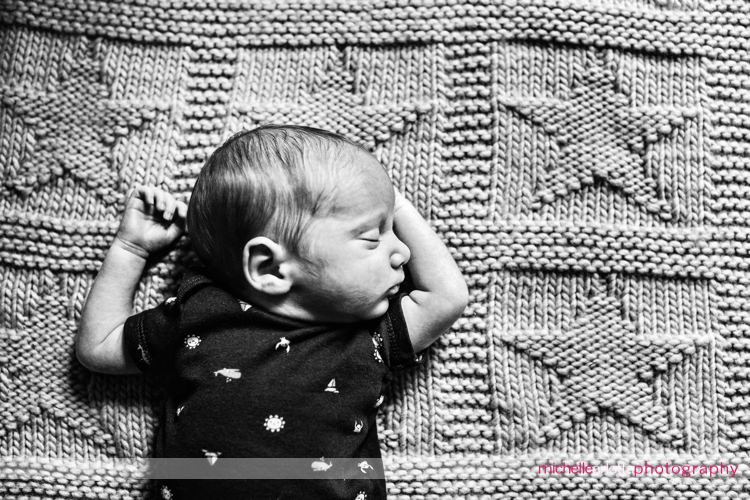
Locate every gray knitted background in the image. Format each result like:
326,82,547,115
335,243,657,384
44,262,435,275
1,1,749,498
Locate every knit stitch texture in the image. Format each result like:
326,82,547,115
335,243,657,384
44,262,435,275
1,0,749,498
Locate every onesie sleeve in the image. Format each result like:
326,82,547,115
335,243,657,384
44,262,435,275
374,293,423,370
122,298,181,374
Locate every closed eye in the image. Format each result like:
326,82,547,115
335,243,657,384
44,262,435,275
358,228,381,243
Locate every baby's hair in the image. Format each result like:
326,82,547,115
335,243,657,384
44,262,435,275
187,124,372,296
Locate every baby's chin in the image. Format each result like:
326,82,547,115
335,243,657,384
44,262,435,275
327,298,390,323
360,298,391,320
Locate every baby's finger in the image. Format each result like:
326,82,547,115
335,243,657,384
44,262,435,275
175,201,188,221
136,185,156,208
162,196,177,222
153,189,169,213
175,201,189,232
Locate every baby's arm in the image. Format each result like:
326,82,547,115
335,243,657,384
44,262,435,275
394,191,468,353
76,186,186,374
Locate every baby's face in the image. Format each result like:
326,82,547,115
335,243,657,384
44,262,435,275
292,161,411,323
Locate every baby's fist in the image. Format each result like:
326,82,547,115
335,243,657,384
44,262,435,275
115,186,187,258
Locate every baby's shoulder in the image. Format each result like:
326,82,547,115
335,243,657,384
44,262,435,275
161,272,244,325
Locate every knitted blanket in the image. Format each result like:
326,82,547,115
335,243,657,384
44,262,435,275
1,1,749,498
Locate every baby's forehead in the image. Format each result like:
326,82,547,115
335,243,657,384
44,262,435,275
324,170,393,218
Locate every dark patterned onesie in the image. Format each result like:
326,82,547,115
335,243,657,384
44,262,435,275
123,273,420,500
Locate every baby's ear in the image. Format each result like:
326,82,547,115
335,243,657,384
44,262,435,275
242,237,293,295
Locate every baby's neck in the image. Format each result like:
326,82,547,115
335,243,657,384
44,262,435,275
242,289,332,325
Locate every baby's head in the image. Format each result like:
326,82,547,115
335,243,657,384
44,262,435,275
188,125,410,323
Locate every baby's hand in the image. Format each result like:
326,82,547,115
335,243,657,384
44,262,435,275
394,188,408,214
115,186,187,259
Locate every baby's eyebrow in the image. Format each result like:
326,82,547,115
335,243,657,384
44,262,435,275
350,212,387,235
351,221,379,235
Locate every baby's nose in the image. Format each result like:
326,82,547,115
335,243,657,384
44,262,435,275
390,237,411,268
